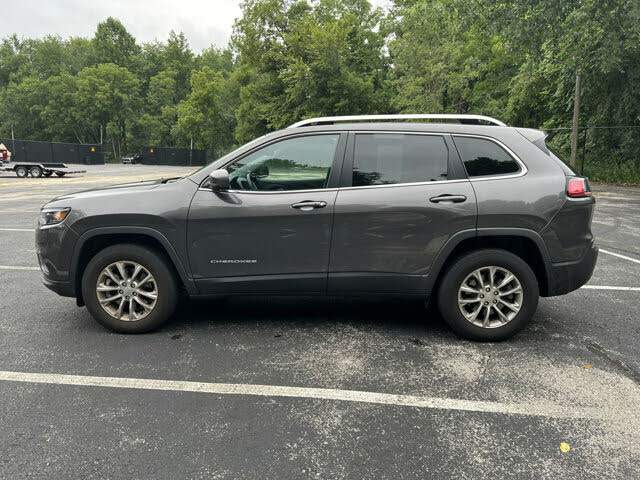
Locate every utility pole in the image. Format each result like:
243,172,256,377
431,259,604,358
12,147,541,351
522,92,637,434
504,46,582,167
570,68,581,168
542,56,580,168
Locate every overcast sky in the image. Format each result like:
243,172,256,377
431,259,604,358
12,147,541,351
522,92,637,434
4,0,244,52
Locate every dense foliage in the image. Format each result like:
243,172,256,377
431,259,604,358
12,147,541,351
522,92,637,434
0,1,638,181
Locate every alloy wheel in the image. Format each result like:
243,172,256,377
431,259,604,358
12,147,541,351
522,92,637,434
96,261,158,321
457,266,523,328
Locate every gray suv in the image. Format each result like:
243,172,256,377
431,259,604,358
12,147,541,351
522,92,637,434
36,114,598,341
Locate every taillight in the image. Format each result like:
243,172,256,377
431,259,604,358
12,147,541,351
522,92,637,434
567,177,591,198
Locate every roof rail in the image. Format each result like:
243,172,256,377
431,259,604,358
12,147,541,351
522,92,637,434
288,114,507,128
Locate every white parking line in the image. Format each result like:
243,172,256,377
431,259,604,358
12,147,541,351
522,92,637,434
0,370,605,420
600,248,640,265
0,228,35,232
581,285,640,292
0,265,39,271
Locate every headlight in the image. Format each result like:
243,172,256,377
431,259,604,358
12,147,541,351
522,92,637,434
39,208,71,226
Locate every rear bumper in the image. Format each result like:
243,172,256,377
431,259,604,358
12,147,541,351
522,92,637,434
545,242,598,296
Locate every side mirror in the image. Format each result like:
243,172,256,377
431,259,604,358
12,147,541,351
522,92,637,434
208,169,230,192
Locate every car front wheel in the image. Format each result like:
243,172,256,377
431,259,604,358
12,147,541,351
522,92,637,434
82,244,178,333
437,249,539,341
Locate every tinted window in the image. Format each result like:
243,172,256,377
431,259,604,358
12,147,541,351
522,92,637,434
453,136,520,177
352,134,448,187
227,134,339,191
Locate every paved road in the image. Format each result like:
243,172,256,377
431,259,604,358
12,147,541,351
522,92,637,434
1,166,639,479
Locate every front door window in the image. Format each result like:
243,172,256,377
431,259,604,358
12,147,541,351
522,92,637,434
227,134,340,191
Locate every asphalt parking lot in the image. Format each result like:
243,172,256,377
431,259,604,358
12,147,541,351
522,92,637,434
1,164,639,479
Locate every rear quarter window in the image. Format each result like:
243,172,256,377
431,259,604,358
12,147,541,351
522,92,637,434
453,136,521,177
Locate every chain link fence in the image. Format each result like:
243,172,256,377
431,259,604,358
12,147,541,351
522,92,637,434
545,126,640,184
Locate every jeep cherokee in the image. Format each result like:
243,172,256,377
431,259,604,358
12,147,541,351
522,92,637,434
36,114,598,340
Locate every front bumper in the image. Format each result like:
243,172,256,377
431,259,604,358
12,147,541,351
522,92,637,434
42,277,75,297
35,221,79,297
545,242,598,296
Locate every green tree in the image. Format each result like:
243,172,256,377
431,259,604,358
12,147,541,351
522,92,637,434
92,17,139,68
197,46,235,77
490,0,640,180
159,31,195,100
40,74,88,143
134,69,180,147
0,76,49,139
231,0,388,143
387,0,517,116
74,63,140,157
175,66,234,155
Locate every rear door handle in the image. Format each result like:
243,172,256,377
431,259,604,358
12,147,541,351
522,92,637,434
429,194,467,204
291,201,327,211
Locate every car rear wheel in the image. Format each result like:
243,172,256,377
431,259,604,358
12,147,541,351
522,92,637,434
82,244,178,333
437,249,539,341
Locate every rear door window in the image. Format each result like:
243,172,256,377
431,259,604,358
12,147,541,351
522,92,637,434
453,136,521,177
352,133,449,186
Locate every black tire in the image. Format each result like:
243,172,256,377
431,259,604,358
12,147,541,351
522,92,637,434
55,172,66,177
82,244,179,333
43,171,53,177
437,249,539,341
30,166,43,178
15,166,28,178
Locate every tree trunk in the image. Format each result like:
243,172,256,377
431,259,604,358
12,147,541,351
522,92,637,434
121,120,127,154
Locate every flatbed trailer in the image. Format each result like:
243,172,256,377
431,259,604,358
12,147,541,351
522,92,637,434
0,162,86,178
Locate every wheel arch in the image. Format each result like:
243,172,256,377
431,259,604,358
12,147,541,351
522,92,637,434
426,228,553,297
71,227,198,306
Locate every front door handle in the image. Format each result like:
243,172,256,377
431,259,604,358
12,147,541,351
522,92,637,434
429,194,467,204
291,200,327,211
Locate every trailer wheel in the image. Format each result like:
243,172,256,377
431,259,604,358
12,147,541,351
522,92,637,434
55,172,66,177
16,166,28,178
30,166,43,178
43,171,53,177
